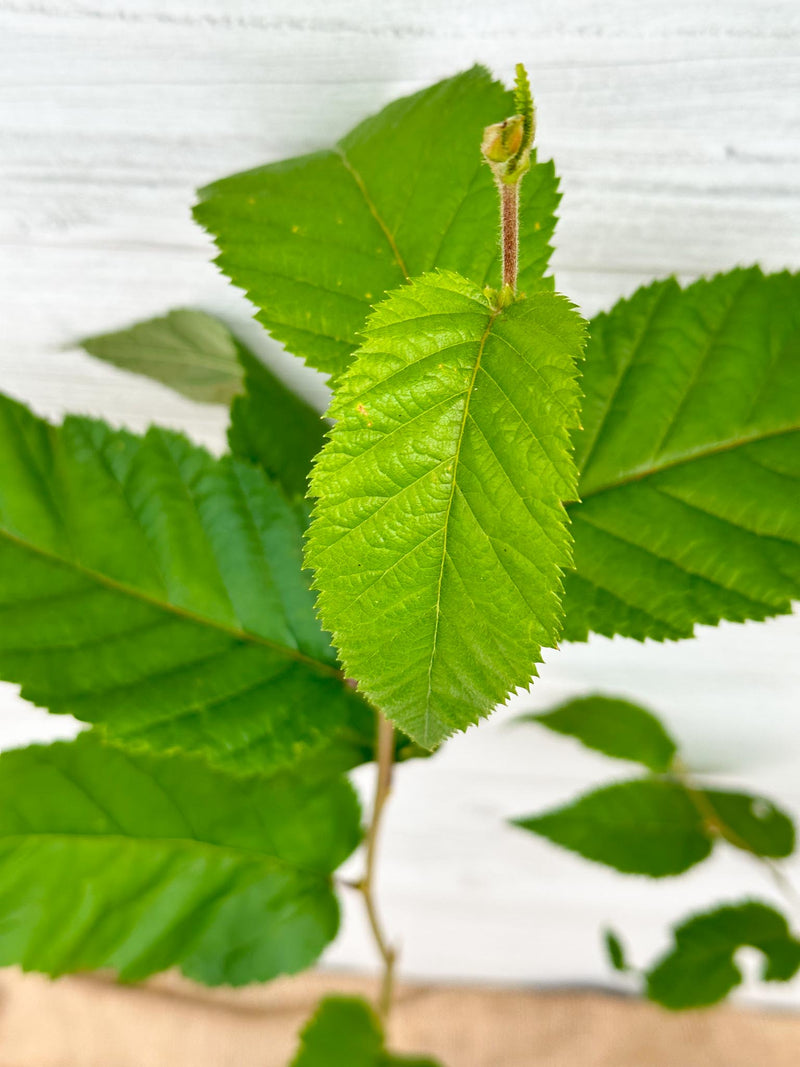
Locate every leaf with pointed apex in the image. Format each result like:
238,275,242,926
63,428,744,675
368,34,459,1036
520,694,678,772
0,735,361,985
194,66,561,381
701,788,795,859
228,344,325,502
291,997,442,1067
564,267,800,642
646,902,800,1009
80,309,244,405
513,778,712,877
0,391,372,776
306,271,586,748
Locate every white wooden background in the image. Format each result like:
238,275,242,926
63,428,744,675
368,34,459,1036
1,0,799,1004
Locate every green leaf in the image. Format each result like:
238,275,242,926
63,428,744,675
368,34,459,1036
305,272,586,748
701,788,795,858
80,309,244,405
0,735,361,985
513,778,712,877
646,902,800,1009
194,66,561,381
228,344,325,501
564,267,800,642
291,997,442,1067
0,391,371,776
604,929,629,973
521,694,678,772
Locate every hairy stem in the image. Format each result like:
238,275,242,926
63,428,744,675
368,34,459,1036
358,712,397,1022
500,179,520,292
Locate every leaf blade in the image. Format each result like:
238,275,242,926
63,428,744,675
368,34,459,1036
306,272,585,746
646,902,800,1009
291,996,442,1067
0,736,361,985
564,268,800,642
513,778,712,877
521,694,678,772
80,309,243,404
0,392,370,776
194,66,561,381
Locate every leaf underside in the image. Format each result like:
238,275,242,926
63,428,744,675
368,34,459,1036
0,736,361,985
565,267,800,642
0,392,371,776
291,996,441,1067
523,693,678,772
646,902,800,1009
306,271,585,748
80,309,244,405
194,65,561,381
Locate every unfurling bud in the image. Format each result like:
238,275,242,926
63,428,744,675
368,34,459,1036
481,65,535,186
481,115,526,165
482,63,537,302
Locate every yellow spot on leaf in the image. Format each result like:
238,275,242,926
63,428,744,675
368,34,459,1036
291,224,300,234
534,221,541,231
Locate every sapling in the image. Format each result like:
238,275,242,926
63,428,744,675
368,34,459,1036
0,63,798,1064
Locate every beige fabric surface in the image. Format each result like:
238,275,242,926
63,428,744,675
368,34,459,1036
1,968,799,1066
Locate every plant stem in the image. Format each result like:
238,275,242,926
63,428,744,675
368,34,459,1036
358,712,397,1022
500,179,520,292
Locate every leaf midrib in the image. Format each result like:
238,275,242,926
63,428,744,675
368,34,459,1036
335,146,410,281
423,306,499,746
0,526,344,683
0,829,335,882
573,424,800,503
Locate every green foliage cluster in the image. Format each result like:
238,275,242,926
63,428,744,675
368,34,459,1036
1,64,798,1059
515,694,800,1007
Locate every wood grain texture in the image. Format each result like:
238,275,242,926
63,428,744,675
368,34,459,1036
1,0,799,1000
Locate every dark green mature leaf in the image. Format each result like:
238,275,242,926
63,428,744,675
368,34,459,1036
228,345,325,501
291,997,442,1067
646,902,800,1009
513,779,711,877
0,391,371,775
81,308,326,502
604,929,629,973
194,66,560,381
564,268,800,642
306,272,585,748
0,736,361,985
521,694,678,772
80,309,243,404
701,789,795,858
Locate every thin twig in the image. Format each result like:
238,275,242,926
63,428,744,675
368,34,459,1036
356,712,397,1022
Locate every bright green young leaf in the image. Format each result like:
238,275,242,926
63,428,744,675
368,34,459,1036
291,997,442,1067
646,902,800,1010
564,267,800,642
604,929,630,973
0,391,371,776
520,694,678,771
306,272,586,748
701,788,795,858
194,66,561,381
80,309,244,404
513,778,712,877
0,736,361,985
228,344,325,501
